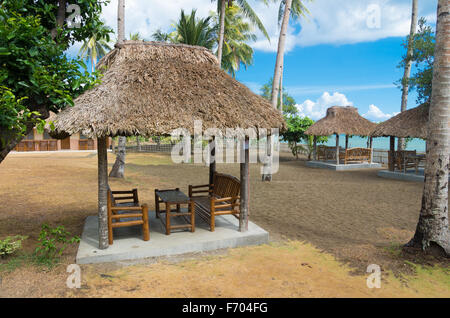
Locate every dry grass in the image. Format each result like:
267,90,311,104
0,151,448,298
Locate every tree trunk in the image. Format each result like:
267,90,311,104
97,136,109,249
271,0,292,109
406,0,450,256
136,136,141,152
51,0,67,40
110,0,127,178
117,0,125,44
279,67,283,112
109,136,126,178
399,0,418,151
217,0,227,65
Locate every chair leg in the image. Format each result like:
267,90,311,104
142,204,150,241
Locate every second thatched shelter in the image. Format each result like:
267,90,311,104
371,102,429,139
305,106,377,164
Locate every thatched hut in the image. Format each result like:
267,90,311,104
371,102,429,139
370,102,429,171
305,106,377,164
53,41,285,249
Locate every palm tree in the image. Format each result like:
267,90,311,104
78,27,112,73
109,0,126,179
152,28,172,42
399,0,419,151
172,9,216,49
271,0,311,109
213,5,256,77
406,0,449,256
213,0,270,65
129,32,143,41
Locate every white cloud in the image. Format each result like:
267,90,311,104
296,92,353,120
66,0,437,55
363,104,398,121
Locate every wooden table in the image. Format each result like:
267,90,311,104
155,188,195,235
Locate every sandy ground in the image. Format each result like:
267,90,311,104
0,151,448,297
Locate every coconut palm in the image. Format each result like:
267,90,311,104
213,5,256,77
152,28,172,42
213,0,270,64
271,0,311,109
172,9,216,49
399,0,419,151
109,0,126,180
78,27,112,73
406,0,449,256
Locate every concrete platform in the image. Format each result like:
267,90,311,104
306,160,382,171
377,169,426,182
76,210,269,264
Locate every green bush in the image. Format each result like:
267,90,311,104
0,235,27,258
34,224,80,266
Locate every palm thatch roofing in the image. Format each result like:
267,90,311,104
305,106,376,136
370,102,430,139
52,41,285,138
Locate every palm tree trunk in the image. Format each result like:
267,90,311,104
110,0,127,178
406,0,450,256
279,66,283,112
399,0,418,151
271,0,292,109
217,0,227,65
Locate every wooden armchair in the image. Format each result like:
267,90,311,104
107,188,149,244
395,150,418,173
189,172,240,231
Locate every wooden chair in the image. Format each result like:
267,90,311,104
395,150,418,173
107,188,149,244
342,148,372,164
189,172,240,231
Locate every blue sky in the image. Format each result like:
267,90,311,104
68,0,438,122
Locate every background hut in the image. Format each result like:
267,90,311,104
53,41,285,249
305,106,377,164
371,102,429,171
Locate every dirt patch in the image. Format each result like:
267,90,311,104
0,151,448,297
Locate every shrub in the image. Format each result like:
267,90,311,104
34,224,80,266
0,235,27,258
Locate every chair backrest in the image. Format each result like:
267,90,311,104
213,172,240,200
346,147,371,157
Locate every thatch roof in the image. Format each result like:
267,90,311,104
370,102,429,139
52,41,285,138
305,106,376,136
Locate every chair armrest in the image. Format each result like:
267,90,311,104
213,196,240,203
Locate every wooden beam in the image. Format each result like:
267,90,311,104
345,135,349,150
336,134,340,165
97,136,109,249
370,137,373,163
240,136,249,232
389,136,395,171
313,136,317,161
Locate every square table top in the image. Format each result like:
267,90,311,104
155,189,190,204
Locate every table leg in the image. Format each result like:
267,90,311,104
166,203,171,235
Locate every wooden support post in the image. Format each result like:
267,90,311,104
369,137,373,164
313,136,317,161
345,135,349,150
389,136,395,171
240,136,249,232
336,134,340,165
209,137,216,187
97,136,109,250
